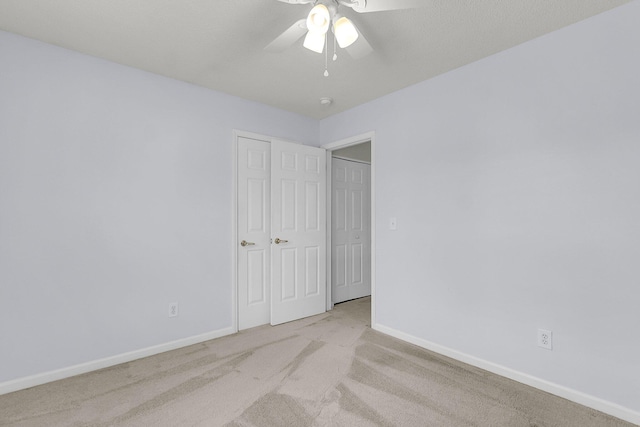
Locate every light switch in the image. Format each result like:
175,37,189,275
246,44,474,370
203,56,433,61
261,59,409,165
389,217,397,230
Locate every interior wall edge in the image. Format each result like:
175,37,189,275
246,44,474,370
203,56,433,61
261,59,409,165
372,323,640,426
0,326,235,397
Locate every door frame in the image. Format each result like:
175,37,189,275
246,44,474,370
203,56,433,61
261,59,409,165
322,131,376,328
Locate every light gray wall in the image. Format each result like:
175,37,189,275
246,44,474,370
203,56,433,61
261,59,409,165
0,30,317,383
2,0,639,418
321,1,640,415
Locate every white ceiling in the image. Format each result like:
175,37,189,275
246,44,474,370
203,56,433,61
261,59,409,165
0,0,631,119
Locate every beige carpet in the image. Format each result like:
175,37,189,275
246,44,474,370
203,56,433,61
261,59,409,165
0,297,634,426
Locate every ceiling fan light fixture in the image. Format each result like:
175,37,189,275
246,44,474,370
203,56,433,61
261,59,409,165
306,4,330,34
333,16,359,48
303,30,325,53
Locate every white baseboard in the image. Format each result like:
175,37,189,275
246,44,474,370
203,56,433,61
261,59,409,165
372,323,640,426
0,326,236,396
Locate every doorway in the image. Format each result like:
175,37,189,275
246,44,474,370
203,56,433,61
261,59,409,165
322,132,375,326
330,145,371,304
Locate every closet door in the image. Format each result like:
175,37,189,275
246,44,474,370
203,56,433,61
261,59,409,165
332,158,371,303
237,137,271,330
270,140,327,325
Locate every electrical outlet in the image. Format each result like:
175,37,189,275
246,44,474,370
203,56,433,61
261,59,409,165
538,329,552,350
169,302,179,318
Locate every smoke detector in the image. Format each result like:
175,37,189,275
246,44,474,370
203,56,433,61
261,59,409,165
320,97,333,106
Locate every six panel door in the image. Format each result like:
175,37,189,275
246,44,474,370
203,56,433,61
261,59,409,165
270,139,327,326
237,137,271,330
331,158,371,303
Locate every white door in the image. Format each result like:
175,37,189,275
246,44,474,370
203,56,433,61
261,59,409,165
331,158,371,303
237,137,271,330
237,137,327,329
270,139,327,325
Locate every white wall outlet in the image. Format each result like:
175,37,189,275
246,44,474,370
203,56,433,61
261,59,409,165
538,329,552,350
169,302,179,318
389,217,397,230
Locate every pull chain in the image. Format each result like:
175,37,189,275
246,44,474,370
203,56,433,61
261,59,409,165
324,34,329,77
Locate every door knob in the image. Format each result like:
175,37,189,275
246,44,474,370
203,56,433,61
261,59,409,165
274,238,288,244
240,240,255,247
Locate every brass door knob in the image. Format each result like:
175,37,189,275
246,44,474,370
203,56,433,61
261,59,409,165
274,238,288,244
240,240,255,247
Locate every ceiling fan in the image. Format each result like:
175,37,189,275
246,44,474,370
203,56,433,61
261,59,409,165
265,0,425,60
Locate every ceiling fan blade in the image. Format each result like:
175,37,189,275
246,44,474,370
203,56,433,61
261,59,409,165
345,27,373,60
274,0,314,4
264,19,308,53
345,0,426,13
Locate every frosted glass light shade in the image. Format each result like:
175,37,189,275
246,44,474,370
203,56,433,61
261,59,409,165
303,31,325,53
334,16,358,48
306,4,330,34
